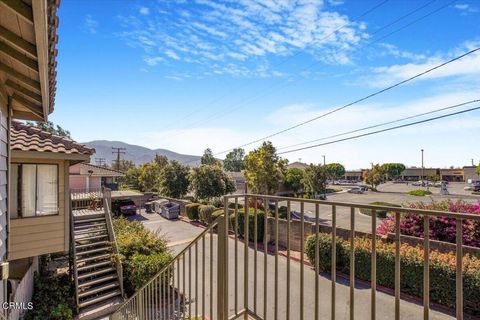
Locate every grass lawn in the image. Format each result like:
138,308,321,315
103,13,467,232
359,201,402,218
408,189,432,196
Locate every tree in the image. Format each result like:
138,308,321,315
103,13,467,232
154,154,168,167
138,162,163,192
284,167,305,196
380,163,406,180
27,121,71,138
302,164,327,199
189,165,236,200
200,148,220,166
428,174,440,182
476,164,480,176
111,160,135,172
244,141,287,195
223,148,245,172
363,164,384,190
120,166,141,190
324,163,345,182
158,160,190,198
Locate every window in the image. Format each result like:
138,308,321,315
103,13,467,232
11,164,58,218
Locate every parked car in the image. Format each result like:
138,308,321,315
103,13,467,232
412,180,427,186
348,187,364,194
112,199,137,216
358,185,369,192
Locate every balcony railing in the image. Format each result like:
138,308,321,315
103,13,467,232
110,194,480,320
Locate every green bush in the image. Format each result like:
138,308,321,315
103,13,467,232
212,208,224,221
228,202,243,209
305,234,480,315
408,189,432,196
185,203,201,220
231,208,266,242
113,218,172,295
124,252,172,292
198,205,217,224
25,272,74,320
359,201,402,219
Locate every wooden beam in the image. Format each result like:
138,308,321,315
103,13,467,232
11,109,43,121
0,26,37,58
0,0,34,24
12,93,43,119
5,79,42,103
0,62,40,91
0,42,38,72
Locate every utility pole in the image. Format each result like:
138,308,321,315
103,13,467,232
472,159,475,166
95,158,106,167
421,149,426,189
112,147,126,171
322,155,326,166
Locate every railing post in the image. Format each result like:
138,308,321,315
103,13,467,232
217,202,229,320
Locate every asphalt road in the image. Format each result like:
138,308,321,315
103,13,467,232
135,214,461,320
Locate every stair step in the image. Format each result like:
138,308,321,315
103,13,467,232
76,246,111,257
75,234,109,242
79,282,119,298
75,222,106,230
78,267,116,280
75,228,107,235
79,274,118,288
77,260,112,272
76,241,110,250
74,216,106,224
78,289,122,309
77,253,111,264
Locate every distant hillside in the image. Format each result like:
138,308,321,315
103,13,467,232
83,140,202,167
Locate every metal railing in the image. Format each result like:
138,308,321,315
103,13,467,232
111,194,480,320
103,188,125,297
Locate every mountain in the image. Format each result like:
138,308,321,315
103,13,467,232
83,140,202,167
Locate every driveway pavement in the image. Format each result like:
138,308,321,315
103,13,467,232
133,212,462,320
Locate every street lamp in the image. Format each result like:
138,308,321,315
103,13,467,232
421,149,428,190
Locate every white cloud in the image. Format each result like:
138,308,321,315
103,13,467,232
365,40,480,87
454,3,478,14
139,7,150,15
83,15,98,34
117,0,368,76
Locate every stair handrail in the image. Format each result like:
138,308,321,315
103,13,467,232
69,192,80,311
102,188,125,298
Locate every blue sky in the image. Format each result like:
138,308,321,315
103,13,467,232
51,0,480,169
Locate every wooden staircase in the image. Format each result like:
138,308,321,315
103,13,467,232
71,189,124,319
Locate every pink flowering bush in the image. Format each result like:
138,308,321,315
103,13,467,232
377,200,480,247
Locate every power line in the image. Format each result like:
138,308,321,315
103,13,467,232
112,147,126,171
214,45,480,156
167,0,453,144
277,99,480,151
155,0,392,137
277,102,480,155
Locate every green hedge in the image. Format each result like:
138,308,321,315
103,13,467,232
185,203,201,220
113,218,172,295
305,233,480,315
228,202,244,209
198,204,217,224
359,201,401,218
408,189,432,196
231,208,265,242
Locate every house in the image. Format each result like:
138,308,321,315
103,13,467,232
0,0,61,315
69,162,124,192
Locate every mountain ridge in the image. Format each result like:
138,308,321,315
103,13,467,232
83,140,202,166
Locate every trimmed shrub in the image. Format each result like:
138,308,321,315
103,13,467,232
359,201,401,219
305,234,480,315
113,218,172,295
198,205,217,224
228,202,243,209
185,203,201,220
212,208,224,221
124,252,172,292
408,189,432,196
25,272,74,320
232,208,266,242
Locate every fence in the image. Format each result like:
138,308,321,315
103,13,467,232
111,194,480,320
8,259,36,320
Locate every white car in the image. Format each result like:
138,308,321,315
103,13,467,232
348,187,364,194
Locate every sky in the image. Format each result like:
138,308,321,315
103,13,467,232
51,0,480,169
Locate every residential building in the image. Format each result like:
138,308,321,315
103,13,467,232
69,162,124,191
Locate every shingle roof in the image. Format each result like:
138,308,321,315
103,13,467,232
11,121,95,155
48,0,61,113
79,163,125,177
